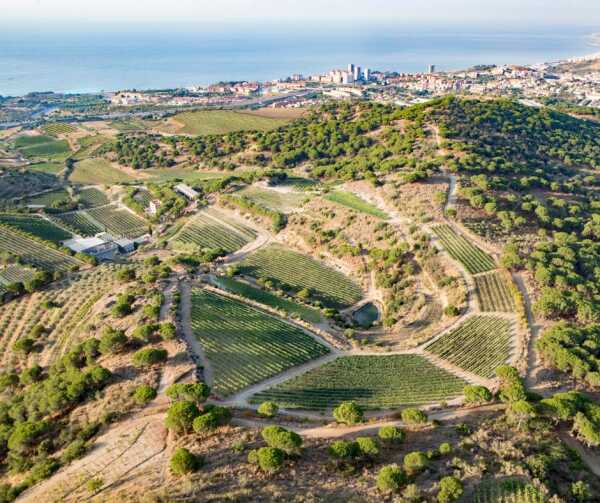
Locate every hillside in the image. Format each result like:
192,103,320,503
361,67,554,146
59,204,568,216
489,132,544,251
0,97,599,502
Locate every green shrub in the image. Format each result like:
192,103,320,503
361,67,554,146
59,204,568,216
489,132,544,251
328,439,359,459
170,447,202,476
401,408,428,425
248,447,284,473
376,464,407,493
356,436,379,457
193,412,218,432
437,476,463,502
571,480,592,502
98,327,127,354
333,401,363,425
159,322,177,340
257,401,279,418
261,426,302,455
165,401,199,434
133,384,157,405
60,439,87,464
166,382,210,404
132,348,168,368
438,442,452,456
378,425,405,444
86,477,103,493
403,451,428,474
463,385,492,404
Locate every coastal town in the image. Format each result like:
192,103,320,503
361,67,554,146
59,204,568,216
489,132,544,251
1,52,600,128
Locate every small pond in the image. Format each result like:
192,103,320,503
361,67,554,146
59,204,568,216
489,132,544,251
352,302,379,328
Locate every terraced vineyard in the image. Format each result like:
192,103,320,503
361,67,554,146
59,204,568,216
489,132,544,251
240,244,362,309
50,212,103,237
25,188,71,207
474,271,515,312
324,191,388,219
0,265,37,285
0,264,123,366
238,186,306,213
432,224,496,274
0,224,81,272
77,187,109,208
0,214,72,243
42,123,77,136
211,276,322,323
474,479,544,503
190,289,330,397
250,354,466,410
86,205,149,238
425,315,514,378
173,208,256,253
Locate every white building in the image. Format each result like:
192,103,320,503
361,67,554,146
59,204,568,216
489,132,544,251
174,183,199,200
353,65,362,81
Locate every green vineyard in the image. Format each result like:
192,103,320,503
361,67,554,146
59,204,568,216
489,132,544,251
0,214,72,243
211,276,322,323
0,265,37,285
238,186,306,213
474,271,515,312
324,191,388,219
85,205,149,238
425,315,514,378
13,135,71,159
250,354,466,410
51,212,103,237
190,289,330,397
173,208,256,253
240,244,363,309
41,123,77,136
25,188,71,207
432,224,496,274
474,478,544,503
77,187,109,208
0,224,81,272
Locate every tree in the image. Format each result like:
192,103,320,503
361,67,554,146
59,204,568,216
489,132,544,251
98,327,127,355
571,480,592,502
463,385,492,405
13,337,34,355
403,451,428,474
132,348,168,368
165,401,199,434
506,400,537,430
248,447,284,473
333,401,363,425
170,447,202,476
116,267,136,282
166,383,210,404
261,426,302,456
328,440,359,460
159,322,176,340
401,408,428,425
376,464,407,493
437,476,463,502
378,426,405,444
192,407,231,433
356,436,379,457
133,384,157,405
573,412,600,447
257,401,279,418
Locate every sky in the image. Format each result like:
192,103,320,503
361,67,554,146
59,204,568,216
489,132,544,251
3,0,600,27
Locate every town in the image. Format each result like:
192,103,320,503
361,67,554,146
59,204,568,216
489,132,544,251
1,53,599,128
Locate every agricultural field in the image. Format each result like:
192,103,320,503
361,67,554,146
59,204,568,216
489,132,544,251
425,315,514,378
143,168,224,183
250,354,466,410
85,204,149,238
0,224,81,272
72,134,111,161
70,158,134,184
27,162,64,175
0,264,37,285
474,271,515,313
0,170,60,202
171,110,290,135
190,289,330,397
324,190,388,219
13,135,71,159
240,244,363,309
0,264,123,366
110,119,151,132
277,177,320,191
474,479,544,503
211,276,322,323
41,123,77,136
77,187,109,207
50,211,103,237
0,214,72,243
237,186,307,213
432,224,496,274
172,208,256,253
24,188,71,207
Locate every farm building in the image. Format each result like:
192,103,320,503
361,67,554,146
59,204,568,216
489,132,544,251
63,233,136,260
174,183,199,200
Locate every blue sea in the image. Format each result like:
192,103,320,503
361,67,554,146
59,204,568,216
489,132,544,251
0,22,597,96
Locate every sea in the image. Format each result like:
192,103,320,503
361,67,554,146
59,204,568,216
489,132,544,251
0,22,598,97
